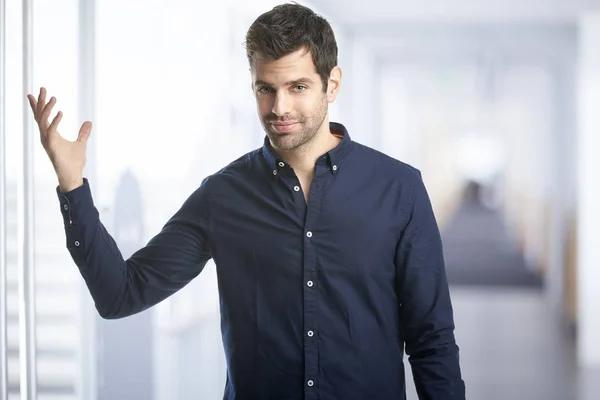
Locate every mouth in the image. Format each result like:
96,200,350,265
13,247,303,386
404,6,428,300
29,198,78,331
271,121,299,133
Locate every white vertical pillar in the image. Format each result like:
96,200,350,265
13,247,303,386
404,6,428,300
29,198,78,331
19,0,37,398
0,0,9,397
77,0,97,398
577,12,600,367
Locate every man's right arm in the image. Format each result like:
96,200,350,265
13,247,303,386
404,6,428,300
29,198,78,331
26,87,213,318
57,177,213,319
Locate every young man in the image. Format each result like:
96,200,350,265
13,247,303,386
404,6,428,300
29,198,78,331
28,3,465,399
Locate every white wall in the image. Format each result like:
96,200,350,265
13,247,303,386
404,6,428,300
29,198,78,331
345,36,381,148
577,12,600,368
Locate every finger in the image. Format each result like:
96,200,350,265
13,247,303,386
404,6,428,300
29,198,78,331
47,111,63,136
36,87,46,117
77,121,92,143
40,97,57,129
27,94,37,114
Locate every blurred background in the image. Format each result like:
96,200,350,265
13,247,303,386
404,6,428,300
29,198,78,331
1,0,600,399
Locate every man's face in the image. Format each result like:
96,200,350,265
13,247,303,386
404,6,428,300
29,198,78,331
252,48,330,152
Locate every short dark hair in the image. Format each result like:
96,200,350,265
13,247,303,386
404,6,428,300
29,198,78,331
244,2,338,92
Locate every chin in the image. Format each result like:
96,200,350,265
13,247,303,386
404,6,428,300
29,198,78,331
269,136,300,151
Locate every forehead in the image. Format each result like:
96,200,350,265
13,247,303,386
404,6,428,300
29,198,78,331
252,48,319,83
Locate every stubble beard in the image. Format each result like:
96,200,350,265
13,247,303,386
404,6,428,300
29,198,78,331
262,95,328,152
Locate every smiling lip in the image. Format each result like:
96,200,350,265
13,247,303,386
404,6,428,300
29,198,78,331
271,121,299,133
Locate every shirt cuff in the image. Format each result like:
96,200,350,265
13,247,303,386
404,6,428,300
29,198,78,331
56,178,95,226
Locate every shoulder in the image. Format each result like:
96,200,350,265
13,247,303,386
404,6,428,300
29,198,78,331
350,141,422,184
194,147,264,192
348,141,428,216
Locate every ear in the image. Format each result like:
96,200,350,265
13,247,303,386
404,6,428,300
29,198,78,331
326,66,342,103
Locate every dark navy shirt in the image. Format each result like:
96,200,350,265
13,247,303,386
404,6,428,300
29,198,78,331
57,122,465,399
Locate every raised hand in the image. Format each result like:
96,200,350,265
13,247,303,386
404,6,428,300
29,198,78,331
27,87,92,193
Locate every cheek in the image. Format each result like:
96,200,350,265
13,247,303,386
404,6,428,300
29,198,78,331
299,97,321,116
292,97,310,114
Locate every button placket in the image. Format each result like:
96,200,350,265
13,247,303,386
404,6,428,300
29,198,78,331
302,170,324,395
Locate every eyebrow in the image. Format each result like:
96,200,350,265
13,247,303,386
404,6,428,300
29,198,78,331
254,77,316,87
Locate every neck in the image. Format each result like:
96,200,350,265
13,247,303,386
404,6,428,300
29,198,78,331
275,120,341,177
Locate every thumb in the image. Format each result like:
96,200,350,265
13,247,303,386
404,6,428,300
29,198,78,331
77,121,92,143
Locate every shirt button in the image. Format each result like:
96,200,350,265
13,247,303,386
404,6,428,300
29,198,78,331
272,170,277,176
294,186,300,192
306,231,312,238
307,380,314,387
307,330,314,337
63,204,69,210
332,165,338,171
278,161,285,167
74,241,80,247
307,280,313,287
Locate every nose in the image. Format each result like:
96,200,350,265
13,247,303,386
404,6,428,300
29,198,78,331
272,91,292,117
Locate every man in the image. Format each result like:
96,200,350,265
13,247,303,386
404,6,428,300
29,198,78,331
28,3,465,399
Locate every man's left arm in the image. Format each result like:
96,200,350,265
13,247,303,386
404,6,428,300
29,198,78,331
395,171,466,400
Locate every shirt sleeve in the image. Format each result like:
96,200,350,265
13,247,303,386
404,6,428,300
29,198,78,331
395,171,466,399
56,177,213,319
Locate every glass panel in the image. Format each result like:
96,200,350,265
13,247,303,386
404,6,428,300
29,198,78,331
4,0,23,397
5,0,80,398
31,1,81,399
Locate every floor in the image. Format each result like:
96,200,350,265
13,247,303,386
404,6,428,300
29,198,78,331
404,286,580,400
401,191,600,400
443,191,542,288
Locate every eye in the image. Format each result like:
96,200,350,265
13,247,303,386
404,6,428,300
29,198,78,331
294,85,307,92
257,86,273,94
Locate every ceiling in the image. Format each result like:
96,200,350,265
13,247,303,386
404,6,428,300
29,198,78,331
310,0,588,65
312,0,600,25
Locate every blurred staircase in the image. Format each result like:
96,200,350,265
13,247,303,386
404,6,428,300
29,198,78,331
5,179,81,400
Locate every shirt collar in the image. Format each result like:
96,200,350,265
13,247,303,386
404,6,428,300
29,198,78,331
261,121,352,174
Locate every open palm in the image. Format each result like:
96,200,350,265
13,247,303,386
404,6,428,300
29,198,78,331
27,87,92,192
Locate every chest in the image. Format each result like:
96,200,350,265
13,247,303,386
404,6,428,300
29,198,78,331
210,172,409,279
